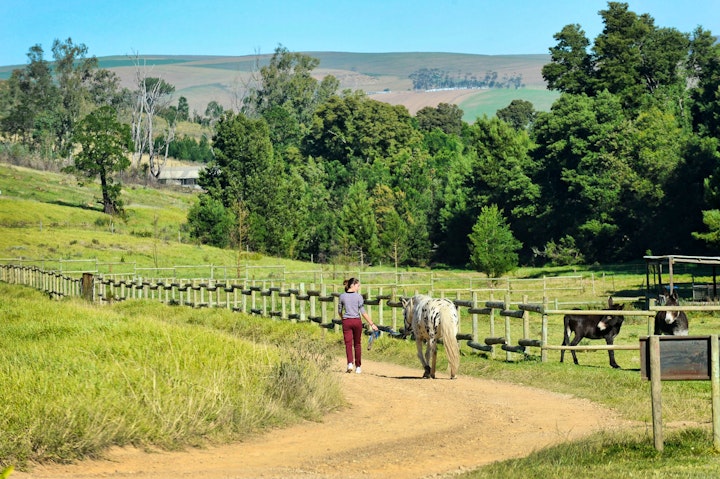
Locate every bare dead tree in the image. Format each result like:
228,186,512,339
230,48,263,114
130,53,175,178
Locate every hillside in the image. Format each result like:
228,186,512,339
0,52,558,122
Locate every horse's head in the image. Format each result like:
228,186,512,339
665,291,680,307
661,291,681,324
401,297,414,335
598,302,625,331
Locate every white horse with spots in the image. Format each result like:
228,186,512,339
402,294,460,379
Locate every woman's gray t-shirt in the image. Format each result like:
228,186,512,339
338,291,366,318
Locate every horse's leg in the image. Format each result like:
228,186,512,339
561,317,571,364
605,337,620,369
430,341,437,379
422,339,433,378
569,333,582,365
416,337,430,378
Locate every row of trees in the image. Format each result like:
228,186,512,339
409,67,524,90
1,2,720,275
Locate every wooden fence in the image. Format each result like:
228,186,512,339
8,263,717,364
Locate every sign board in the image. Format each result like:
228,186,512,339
640,335,712,380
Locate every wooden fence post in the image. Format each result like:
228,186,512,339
504,293,512,362
712,334,720,451
541,296,548,363
471,291,479,343
650,335,664,451
81,273,94,301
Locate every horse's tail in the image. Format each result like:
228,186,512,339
438,304,460,378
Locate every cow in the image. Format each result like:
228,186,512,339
560,297,626,369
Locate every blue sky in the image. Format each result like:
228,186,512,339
1,0,718,66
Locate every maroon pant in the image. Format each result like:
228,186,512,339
342,317,363,367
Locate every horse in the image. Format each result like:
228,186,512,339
560,297,626,369
654,291,689,336
401,294,460,379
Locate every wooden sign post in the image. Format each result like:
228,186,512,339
640,335,720,451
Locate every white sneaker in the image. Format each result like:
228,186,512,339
355,366,362,374
347,363,354,373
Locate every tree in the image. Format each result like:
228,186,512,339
1,45,59,150
199,112,274,208
69,106,132,215
52,38,101,156
1,40,126,157
542,23,593,95
130,55,176,177
336,180,379,264
416,103,464,135
544,3,690,112
243,45,338,147
496,99,537,130
204,101,224,126
464,116,540,257
468,205,521,277
177,96,189,122
688,27,720,137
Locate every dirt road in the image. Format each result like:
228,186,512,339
15,359,631,479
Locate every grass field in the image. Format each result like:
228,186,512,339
459,87,560,121
3,161,720,476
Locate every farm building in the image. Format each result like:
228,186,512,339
644,254,720,301
157,166,203,188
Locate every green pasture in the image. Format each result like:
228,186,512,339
2,162,720,476
459,87,560,122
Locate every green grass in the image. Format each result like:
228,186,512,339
0,283,343,468
459,428,720,478
459,87,560,122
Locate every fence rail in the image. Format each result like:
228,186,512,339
5,263,699,365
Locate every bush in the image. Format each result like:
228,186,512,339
186,195,234,248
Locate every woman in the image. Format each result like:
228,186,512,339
338,277,378,374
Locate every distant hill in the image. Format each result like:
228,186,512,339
0,52,558,122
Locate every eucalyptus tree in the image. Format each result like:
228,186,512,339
243,45,338,152
1,39,124,158
0,45,59,150
51,38,104,156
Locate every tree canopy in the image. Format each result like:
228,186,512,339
4,2,720,271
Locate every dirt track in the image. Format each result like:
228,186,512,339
15,359,633,479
